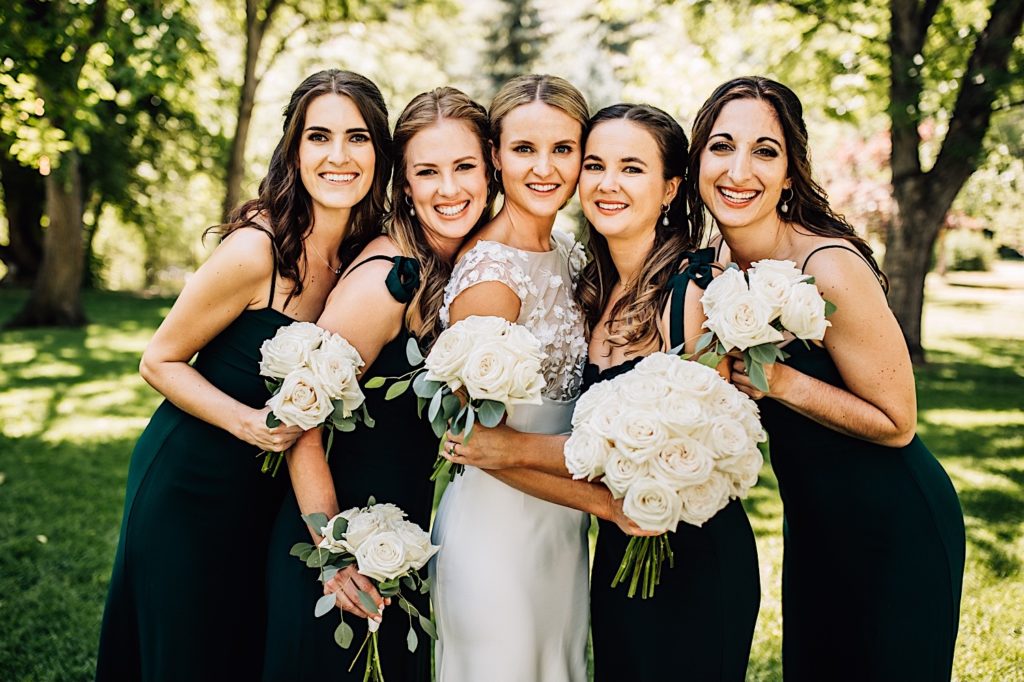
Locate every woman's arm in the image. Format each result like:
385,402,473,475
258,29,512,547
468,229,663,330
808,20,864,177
139,228,303,452
287,241,407,617
731,247,917,447
444,424,572,476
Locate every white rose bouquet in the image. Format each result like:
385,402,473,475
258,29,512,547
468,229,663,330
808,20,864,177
697,259,836,392
258,321,371,475
565,353,767,598
290,498,439,682
367,315,547,481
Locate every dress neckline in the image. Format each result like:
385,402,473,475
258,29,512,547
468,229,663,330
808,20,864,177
477,238,557,256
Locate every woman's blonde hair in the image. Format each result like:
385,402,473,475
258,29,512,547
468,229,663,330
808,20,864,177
488,74,590,184
386,87,496,346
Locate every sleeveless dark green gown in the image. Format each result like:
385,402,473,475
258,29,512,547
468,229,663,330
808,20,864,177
588,250,761,682
262,255,434,682
760,246,965,681
96,254,292,680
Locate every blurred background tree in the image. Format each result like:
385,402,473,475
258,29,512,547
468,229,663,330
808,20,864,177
1,0,1021,360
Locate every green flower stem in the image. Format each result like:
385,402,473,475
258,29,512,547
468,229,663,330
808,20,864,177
612,535,674,599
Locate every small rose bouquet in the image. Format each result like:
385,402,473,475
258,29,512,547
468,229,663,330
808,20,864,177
290,499,439,682
695,259,836,391
258,321,371,475
368,315,547,481
564,353,767,598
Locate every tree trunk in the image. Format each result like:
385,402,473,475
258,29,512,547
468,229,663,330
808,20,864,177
6,151,87,327
0,153,46,285
221,0,270,221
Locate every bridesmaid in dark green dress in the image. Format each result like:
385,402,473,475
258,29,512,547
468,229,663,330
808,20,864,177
261,87,496,682
443,104,760,681
96,69,393,681
689,76,965,680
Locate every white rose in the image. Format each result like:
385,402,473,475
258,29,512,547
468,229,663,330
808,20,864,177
563,426,612,480
391,519,440,570
611,413,669,463
700,267,749,316
424,324,473,386
340,510,386,553
355,531,410,581
622,478,683,532
571,383,607,426
506,322,544,359
258,322,326,379
716,447,764,486
669,359,720,399
267,368,333,430
780,282,831,341
587,399,626,439
601,449,648,498
369,503,407,528
461,343,518,402
458,315,513,340
708,381,752,417
617,371,673,408
632,353,680,377
650,435,715,487
309,338,365,412
662,391,707,437
748,259,806,315
705,290,785,350
318,513,349,554
706,415,754,458
677,473,732,527
507,355,546,406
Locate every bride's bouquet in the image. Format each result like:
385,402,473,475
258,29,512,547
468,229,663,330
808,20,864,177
564,353,767,598
290,499,439,682
258,321,371,475
368,315,547,481
696,259,835,391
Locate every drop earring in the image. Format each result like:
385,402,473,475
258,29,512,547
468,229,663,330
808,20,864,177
661,204,670,227
405,194,415,218
780,187,794,214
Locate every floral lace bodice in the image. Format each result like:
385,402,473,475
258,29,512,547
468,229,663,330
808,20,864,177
440,230,587,402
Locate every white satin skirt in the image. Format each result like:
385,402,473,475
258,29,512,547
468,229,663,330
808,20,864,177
430,398,590,682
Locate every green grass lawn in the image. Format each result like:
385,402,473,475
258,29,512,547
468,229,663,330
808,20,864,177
1,267,1022,681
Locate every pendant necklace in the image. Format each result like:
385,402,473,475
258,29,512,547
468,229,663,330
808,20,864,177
307,239,342,276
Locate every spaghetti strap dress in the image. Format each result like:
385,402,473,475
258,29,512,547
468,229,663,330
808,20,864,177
262,255,434,682
588,248,761,682
764,244,965,681
96,231,292,681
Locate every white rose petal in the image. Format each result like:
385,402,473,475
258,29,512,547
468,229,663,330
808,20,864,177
461,343,518,402
259,322,326,379
622,478,683,532
700,267,749,316
748,259,807,315
340,510,387,553
650,435,715,487
678,473,732,527
611,413,669,464
705,291,785,351
355,531,410,582
706,415,754,459
602,449,647,498
563,426,612,480
780,282,831,341
266,368,333,430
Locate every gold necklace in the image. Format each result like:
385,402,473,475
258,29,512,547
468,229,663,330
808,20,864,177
307,239,342,276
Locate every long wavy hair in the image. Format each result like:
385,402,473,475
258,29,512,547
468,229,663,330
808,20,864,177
687,76,887,290
211,69,392,305
488,74,590,195
387,87,497,347
576,104,698,355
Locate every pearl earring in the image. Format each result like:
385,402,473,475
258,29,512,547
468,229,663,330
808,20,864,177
405,195,415,217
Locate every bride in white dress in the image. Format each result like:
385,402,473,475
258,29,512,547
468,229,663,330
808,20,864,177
429,74,591,682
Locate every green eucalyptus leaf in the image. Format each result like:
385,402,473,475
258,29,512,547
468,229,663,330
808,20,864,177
380,585,401,597
331,517,348,541
441,393,461,422
824,299,837,317
430,414,448,438
748,359,770,393
306,547,332,568
407,625,419,652
397,595,419,617
386,379,411,401
463,403,476,439
324,427,335,462
418,575,432,594
301,513,330,533
418,614,437,639
361,403,375,428
748,343,777,366
367,496,376,506
356,588,379,616
335,621,355,649
335,419,356,433
412,373,442,399
315,593,337,618
406,337,425,365
694,331,715,353
427,389,443,422
265,411,281,428
697,351,723,369
402,575,417,592
289,542,314,558
416,396,427,419
803,275,816,285
477,400,505,428
363,376,387,389
264,379,279,393
321,566,340,582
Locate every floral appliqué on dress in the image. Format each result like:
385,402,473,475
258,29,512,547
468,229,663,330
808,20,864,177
440,230,587,402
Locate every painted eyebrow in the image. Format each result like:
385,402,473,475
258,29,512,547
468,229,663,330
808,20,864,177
709,132,782,148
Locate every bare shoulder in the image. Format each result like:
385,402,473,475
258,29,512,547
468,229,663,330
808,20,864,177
798,238,880,296
209,226,274,282
328,237,404,310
